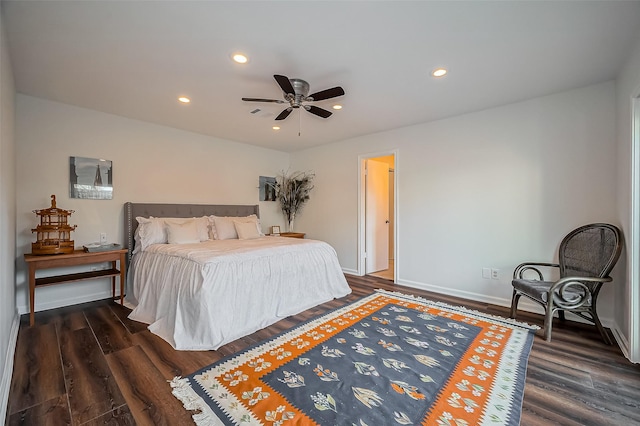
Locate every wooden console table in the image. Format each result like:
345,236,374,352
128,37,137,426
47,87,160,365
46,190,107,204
24,248,127,326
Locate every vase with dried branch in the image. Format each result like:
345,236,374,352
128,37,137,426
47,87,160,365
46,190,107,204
272,170,314,232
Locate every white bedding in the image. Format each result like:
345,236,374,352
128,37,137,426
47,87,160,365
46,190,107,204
127,236,351,350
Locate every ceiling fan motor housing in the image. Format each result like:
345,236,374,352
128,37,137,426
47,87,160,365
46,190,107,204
287,78,310,107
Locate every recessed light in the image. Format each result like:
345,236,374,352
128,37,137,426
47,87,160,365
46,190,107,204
432,68,448,77
178,96,191,103
232,53,248,64
332,104,343,110
272,126,280,131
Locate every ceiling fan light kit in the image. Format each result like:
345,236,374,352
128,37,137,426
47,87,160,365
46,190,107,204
242,74,345,121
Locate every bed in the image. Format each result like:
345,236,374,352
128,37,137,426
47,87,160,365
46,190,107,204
123,202,351,350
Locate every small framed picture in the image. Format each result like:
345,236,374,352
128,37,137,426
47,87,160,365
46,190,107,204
271,226,281,235
70,156,113,200
259,176,277,201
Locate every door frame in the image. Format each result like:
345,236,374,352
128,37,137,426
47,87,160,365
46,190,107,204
630,95,640,363
358,150,398,281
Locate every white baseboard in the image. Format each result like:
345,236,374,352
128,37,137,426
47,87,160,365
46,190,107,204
342,271,621,340
394,278,615,327
396,278,512,307
610,322,635,362
17,289,116,316
1,310,20,423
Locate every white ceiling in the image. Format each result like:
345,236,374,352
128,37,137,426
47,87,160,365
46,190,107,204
3,1,640,152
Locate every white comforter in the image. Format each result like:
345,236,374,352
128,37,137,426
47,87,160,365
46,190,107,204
127,237,351,350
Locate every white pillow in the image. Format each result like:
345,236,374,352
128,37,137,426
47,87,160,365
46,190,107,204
134,216,210,253
213,216,239,240
234,221,261,240
165,216,210,242
167,221,201,244
211,215,263,240
135,216,166,252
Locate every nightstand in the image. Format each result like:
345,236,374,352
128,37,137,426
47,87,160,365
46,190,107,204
24,248,127,326
279,232,305,239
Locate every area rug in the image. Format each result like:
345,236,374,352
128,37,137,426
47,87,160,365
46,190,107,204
171,290,538,425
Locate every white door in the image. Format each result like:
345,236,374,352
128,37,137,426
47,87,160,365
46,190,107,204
366,159,390,273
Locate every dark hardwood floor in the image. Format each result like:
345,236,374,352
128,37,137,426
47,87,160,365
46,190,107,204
6,274,640,425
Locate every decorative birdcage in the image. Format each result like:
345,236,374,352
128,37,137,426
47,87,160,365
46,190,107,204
31,195,77,255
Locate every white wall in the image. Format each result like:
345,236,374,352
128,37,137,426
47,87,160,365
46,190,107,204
15,95,290,314
12,81,623,329
292,81,619,321
0,7,17,421
615,32,640,359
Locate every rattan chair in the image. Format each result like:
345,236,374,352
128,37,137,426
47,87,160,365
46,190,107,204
510,223,622,344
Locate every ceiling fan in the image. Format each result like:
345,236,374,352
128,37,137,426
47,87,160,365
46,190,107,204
242,75,345,121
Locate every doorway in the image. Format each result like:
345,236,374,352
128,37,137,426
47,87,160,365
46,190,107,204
359,152,397,281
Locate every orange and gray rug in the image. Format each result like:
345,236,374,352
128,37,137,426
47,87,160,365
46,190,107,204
171,290,537,425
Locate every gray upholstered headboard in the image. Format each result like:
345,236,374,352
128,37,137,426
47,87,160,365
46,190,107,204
124,202,260,264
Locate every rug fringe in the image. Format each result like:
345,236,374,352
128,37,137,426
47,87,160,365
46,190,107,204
375,288,541,330
170,376,224,426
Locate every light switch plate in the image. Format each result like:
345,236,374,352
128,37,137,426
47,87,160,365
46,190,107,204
482,268,491,279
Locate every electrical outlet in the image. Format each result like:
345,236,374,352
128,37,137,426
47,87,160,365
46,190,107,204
100,233,107,244
482,268,491,279
491,268,500,279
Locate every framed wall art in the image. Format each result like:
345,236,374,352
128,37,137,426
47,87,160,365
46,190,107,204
69,156,113,200
259,176,277,201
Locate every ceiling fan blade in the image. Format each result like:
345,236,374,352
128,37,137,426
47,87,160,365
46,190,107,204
306,105,332,118
242,98,285,103
274,75,295,95
307,86,345,101
275,108,293,120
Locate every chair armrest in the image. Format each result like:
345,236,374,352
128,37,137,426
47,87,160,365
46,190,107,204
549,275,612,291
548,275,613,309
513,262,560,280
